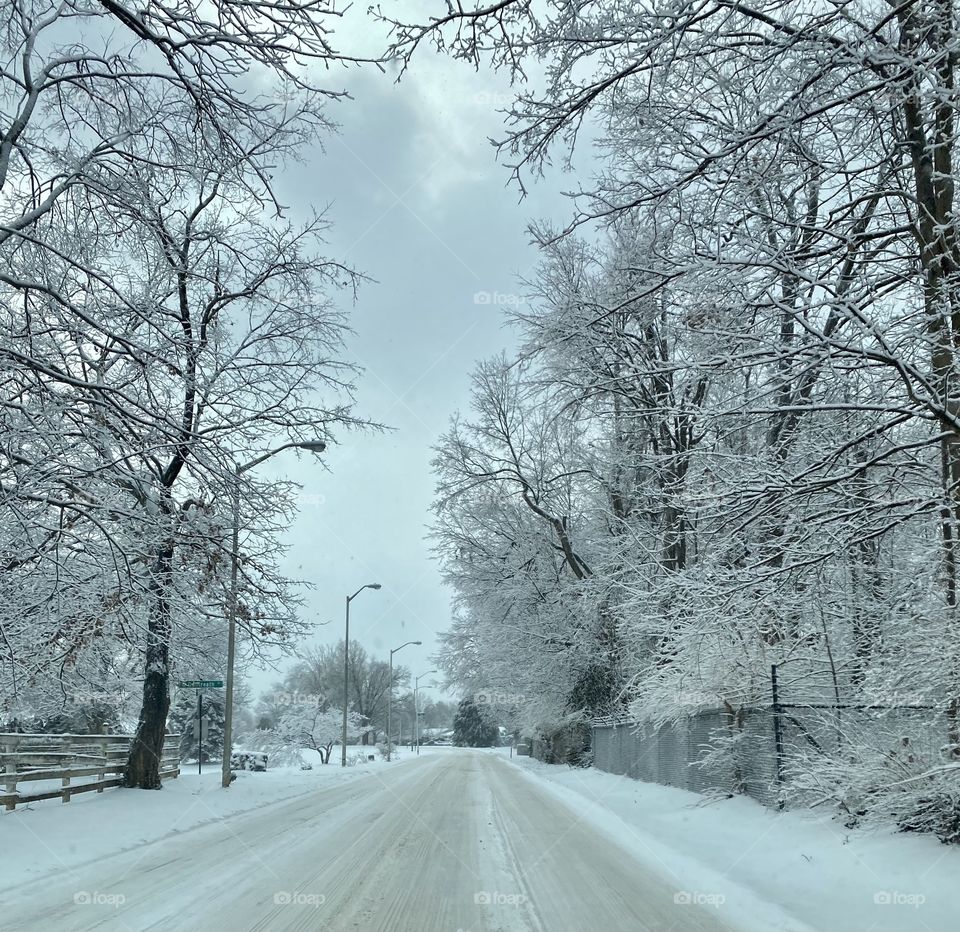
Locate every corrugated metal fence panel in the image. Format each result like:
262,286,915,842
685,711,733,794
610,724,626,775
738,710,779,806
593,715,766,801
638,722,659,783
592,708,946,811
590,710,780,806
630,722,655,782
596,725,616,774
656,719,687,789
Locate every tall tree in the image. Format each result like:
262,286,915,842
284,641,408,742
453,696,499,748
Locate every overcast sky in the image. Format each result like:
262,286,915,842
244,20,574,702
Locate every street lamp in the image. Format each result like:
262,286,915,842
341,583,382,767
387,640,421,762
223,440,327,789
414,670,437,756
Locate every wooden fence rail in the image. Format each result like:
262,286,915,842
0,733,181,811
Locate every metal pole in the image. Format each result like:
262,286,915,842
413,670,435,755
221,467,240,788
386,641,419,762
219,441,325,789
198,691,203,775
771,663,784,787
341,594,350,767
387,651,393,762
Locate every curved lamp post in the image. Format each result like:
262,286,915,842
341,583,382,766
387,640,421,761
222,440,327,789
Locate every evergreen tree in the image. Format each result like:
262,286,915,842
453,697,499,748
169,692,225,763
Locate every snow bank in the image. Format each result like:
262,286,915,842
0,752,388,889
506,752,960,932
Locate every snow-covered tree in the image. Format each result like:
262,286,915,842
274,704,367,765
405,0,960,836
169,692,226,764
453,697,499,748
283,641,407,743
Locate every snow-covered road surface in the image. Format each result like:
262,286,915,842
1,751,749,931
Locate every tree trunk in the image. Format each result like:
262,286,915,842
897,0,960,753
124,541,174,789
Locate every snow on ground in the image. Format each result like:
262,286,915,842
2,751,741,932
504,750,959,932
1,749,389,890
8,742,957,931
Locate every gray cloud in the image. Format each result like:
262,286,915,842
245,51,572,700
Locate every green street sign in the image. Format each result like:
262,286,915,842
177,679,224,688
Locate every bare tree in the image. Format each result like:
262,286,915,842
284,641,408,743
275,704,366,764
1,120,364,786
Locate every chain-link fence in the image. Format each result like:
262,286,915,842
593,710,780,805
592,663,951,810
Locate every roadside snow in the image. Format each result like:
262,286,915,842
505,752,959,932
1,750,388,890
9,743,954,932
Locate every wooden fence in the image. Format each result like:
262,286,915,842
1,732,181,811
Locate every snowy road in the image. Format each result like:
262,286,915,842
1,751,739,932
